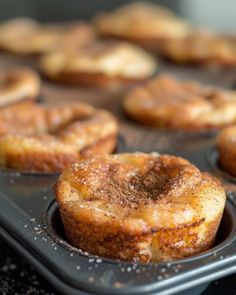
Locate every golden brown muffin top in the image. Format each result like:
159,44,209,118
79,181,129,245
0,68,40,107
0,103,118,172
160,31,236,65
94,2,191,40
124,75,236,130
57,153,225,230
0,18,95,54
62,153,200,207
0,101,94,136
40,40,157,78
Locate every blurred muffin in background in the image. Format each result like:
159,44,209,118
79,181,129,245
94,2,191,51
159,30,236,66
123,74,236,131
0,18,95,55
0,100,118,173
0,68,40,107
40,40,157,88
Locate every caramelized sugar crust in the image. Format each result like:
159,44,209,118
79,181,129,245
55,153,226,262
159,32,236,65
40,40,157,87
124,75,236,131
217,126,236,177
0,18,95,55
0,68,40,107
94,2,191,46
0,102,118,172
0,101,94,136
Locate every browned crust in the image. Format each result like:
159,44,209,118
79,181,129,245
44,71,149,88
118,34,236,66
0,19,96,55
59,211,221,262
0,100,95,136
4,149,79,173
0,100,118,172
55,153,226,262
0,68,40,107
93,3,190,54
80,134,117,158
2,134,117,173
123,75,236,132
158,35,236,66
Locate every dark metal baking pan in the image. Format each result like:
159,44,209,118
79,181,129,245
1,151,236,295
1,130,236,295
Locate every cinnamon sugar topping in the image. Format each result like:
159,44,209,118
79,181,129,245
63,153,201,209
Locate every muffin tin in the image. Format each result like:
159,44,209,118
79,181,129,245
0,130,236,295
1,52,236,294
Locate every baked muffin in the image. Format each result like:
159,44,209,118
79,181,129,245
0,18,95,55
159,31,236,65
124,75,236,131
217,126,236,177
94,2,191,50
55,152,226,262
0,101,94,136
0,101,118,172
40,40,157,88
0,68,40,107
